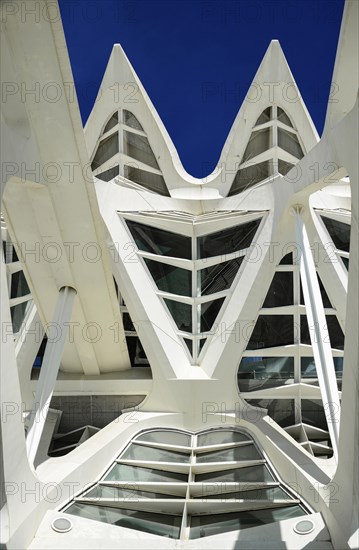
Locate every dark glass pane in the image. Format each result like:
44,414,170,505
126,337,149,367
196,464,274,483
201,298,225,332
326,315,344,350
91,133,118,170
136,430,191,446
279,252,293,265
66,504,182,539
341,256,349,270
238,357,294,392
255,107,271,126
301,357,317,378
10,301,31,333
199,487,289,500
184,339,192,355
85,485,175,500
247,399,295,428
199,338,206,354
121,443,190,462
263,272,293,307
228,161,272,196
200,257,244,295
247,315,294,349
300,275,332,308
123,313,136,331
124,165,169,196
32,335,47,369
278,159,295,175
10,270,30,299
242,129,271,163
144,258,191,296
105,463,187,482
164,299,192,333
123,110,144,131
103,112,118,133
126,220,191,259
300,316,310,344
197,431,250,446
189,507,305,538
277,107,293,127
278,128,304,159
301,399,330,431
123,130,159,169
321,216,350,253
96,165,119,182
196,444,261,463
198,219,260,259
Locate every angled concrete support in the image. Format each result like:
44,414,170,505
26,286,77,465
294,207,341,457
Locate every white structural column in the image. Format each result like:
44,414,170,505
294,207,341,457
26,286,77,465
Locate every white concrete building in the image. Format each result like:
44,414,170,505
0,1,358,548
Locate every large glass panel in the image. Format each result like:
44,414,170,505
121,443,190,462
277,107,293,127
123,130,159,169
278,128,304,159
242,129,271,163
96,165,119,182
238,357,294,392
200,257,244,295
300,274,332,308
196,444,261,463
104,464,187,483
163,299,192,333
301,399,329,431
279,252,293,265
198,219,260,259
189,506,305,538
126,220,191,259
123,110,144,131
228,161,272,196
197,431,250,447
278,159,295,175
66,504,182,539
200,298,225,332
126,337,149,367
262,272,293,307
301,357,317,378
91,133,118,170
124,165,169,196
85,485,175,500
144,258,191,296
10,300,32,334
321,216,350,253
103,112,118,134
136,430,191,447
10,270,30,299
255,107,271,126
246,315,294,349
199,487,289,501
326,316,344,350
196,464,274,483
247,399,295,428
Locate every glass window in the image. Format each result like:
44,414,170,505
10,300,32,334
164,299,192,333
96,165,119,182
200,298,225,332
279,252,293,265
300,274,332,308
126,220,191,259
104,464,188,483
198,219,260,259
238,357,294,392
123,130,159,169
199,487,289,501
123,312,136,332
301,399,330,431
136,430,191,447
124,165,169,195
121,443,190,462
196,464,274,483
123,110,144,131
277,107,293,127
184,339,193,355
278,159,295,175
66,504,182,539
242,129,271,163
262,272,293,307
103,112,118,134
200,257,244,295
196,444,261,463
247,315,294,349
91,133,118,170
278,128,304,159
247,399,295,428
326,315,344,350
255,107,271,126
321,216,350,253
197,431,250,447
228,161,272,196
189,506,305,539
10,270,30,299
84,485,174,500
144,259,191,296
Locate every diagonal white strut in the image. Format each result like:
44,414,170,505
26,286,77,465
294,207,341,458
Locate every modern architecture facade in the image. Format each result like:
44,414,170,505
0,1,358,548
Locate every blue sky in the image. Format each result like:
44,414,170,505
59,0,345,177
